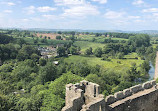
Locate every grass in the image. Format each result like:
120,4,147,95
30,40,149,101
64,53,144,71
77,35,128,42
74,41,105,53
14,37,72,47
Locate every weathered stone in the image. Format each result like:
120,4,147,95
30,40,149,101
150,80,156,86
62,79,158,111
105,95,116,105
114,91,125,100
130,84,143,94
142,81,152,89
123,88,132,97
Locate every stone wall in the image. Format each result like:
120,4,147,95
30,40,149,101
62,80,105,111
62,80,158,111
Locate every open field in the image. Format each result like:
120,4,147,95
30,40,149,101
74,41,105,53
36,33,60,40
64,53,144,71
17,37,71,47
77,35,128,42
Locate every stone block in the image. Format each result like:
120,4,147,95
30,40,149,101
105,95,116,105
142,81,152,89
123,88,132,97
150,80,156,86
130,84,143,94
114,91,125,100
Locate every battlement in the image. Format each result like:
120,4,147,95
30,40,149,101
62,80,106,111
105,80,156,105
62,80,158,111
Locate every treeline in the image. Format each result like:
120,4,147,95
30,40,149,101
83,34,150,59
0,33,13,44
0,57,150,111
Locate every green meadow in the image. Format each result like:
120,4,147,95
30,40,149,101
74,41,105,53
64,53,144,71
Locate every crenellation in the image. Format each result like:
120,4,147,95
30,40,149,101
114,91,125,100
62,80,158,111
142,81,152,89
130,84,143,94
123,88,132,97
105,95,116,105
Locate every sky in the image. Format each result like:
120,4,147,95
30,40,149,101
0,0,158,31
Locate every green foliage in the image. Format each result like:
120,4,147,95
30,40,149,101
41,73,82,110
128,34,150,47
0,33,13,44
17,45,40,61
84,47,93,55
57,47,66,57
56,36,62,40
39,58,47,66
38,62,57,84
0,43,18,61
94,47,102,57
0,93,10,111
69,46,78,55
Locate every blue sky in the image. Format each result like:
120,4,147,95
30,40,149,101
0,0,158,31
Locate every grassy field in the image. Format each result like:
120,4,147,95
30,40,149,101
64,53,144,71
74,41,105,53
77,35,128,42
15,37,71,47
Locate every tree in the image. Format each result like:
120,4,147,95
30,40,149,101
116,52,124,59
69,46,77,55
57,47,66,57
40,35,42,38
38,62,57,84
41,39,47,43
39,58,47,66
95,33,100,37
94,47,102,57
17,39,26,47
57,31,62,34
0,33,13,44
0,93,10,111
31,53,40,62
85,47,93,55
56,36,61,40
44,36,47,39
17,45,40,61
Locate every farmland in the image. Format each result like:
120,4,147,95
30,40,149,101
64,53,144,71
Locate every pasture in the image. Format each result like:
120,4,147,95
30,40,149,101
64,53,144,71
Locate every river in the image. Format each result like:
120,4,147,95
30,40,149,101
149,61,155,80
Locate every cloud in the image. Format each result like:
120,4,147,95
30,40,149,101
37,6,56,12
3,10,13,13
104,10,142,27
21,19,29,22
142,8,158,13
7,2,16,6
42,14,57,20
54,0,85,6
128,16,140,19
0,2,16,6
91,0,107,4
24,6,56,14
104,10,125,19
132,0,148,7
24,6,36,14
62,4,100,17
133,0,144,5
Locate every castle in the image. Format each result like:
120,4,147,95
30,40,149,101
62,53,158,111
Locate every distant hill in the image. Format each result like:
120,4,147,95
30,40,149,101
1,28,158,35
